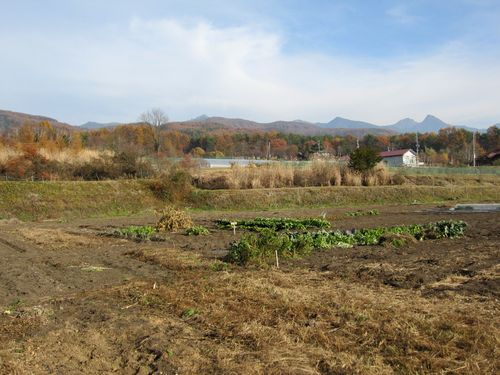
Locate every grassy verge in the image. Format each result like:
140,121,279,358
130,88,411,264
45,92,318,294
0,180,160,221
1,180,499,221
190,185,500,211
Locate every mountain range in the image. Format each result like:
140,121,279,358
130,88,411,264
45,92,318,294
317,114,480,133
0,109,492,137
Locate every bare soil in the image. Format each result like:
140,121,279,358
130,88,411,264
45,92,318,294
0,204,498,374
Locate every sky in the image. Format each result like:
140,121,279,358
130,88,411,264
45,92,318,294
1,0,500,127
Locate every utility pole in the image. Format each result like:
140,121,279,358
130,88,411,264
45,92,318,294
472,131,476,167
415,132,420,167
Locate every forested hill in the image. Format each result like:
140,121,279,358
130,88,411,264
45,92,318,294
0,109,73,133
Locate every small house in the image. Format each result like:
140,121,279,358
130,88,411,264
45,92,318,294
380,149,417,167
477,149,500,165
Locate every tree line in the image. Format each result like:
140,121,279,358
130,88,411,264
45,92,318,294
1,119,499,166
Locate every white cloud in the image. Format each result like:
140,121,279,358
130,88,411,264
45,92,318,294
1,18,499,126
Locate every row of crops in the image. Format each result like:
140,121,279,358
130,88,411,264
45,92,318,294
224,220,467,265
108,210,467,267
216,217,331,231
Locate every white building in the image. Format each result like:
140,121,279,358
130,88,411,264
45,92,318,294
380,149,417,167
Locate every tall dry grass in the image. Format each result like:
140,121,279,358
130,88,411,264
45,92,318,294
0,146,109,165
194,161,392,189
226,163,295,189
38,148,110,164
0,146,21,163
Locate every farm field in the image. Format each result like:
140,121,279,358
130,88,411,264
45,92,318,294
0,204,498,374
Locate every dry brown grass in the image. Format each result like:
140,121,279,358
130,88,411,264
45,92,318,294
194,164,500,191
375,164,391,185
0,146,109,165
226,163,295,189
127,247,205,271
18,228,101,250
194,161,394,189
0,146,21,163
38,148,108,164
108,261,499,374
341,167,362,186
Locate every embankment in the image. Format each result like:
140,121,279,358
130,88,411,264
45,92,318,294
1,180,498,221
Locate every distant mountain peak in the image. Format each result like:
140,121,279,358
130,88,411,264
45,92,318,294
393,118,418,125
329,116,352,123
192,114,209,121
423,114,440,121
321,116,379,129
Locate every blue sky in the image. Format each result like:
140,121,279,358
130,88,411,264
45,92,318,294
1,0,499,127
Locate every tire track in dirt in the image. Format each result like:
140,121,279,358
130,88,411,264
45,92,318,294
0,237,26,253
0,226,173,307
0,239,63,304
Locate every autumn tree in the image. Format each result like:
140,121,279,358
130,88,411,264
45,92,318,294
139,108,169,155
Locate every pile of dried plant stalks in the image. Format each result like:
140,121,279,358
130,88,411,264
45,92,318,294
155,205,193,232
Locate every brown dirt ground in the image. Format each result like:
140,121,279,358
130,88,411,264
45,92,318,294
0,204,498,374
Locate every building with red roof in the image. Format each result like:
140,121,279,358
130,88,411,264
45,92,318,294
379,149,417,167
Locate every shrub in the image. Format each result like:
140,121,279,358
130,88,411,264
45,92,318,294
72,157,117,180
1,146,62,180
150,167,193,203
349,147,382,173
156,205,194,232
112,151,155,178
71,151,155,181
